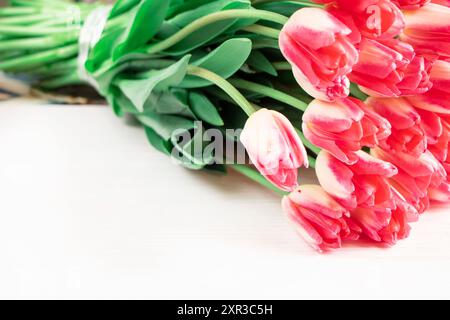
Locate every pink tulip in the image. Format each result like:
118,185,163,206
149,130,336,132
400,3,450,59
407,89,450,115
429,60,450,94
372,148,447,212
431,0,450,6
315,150,398,210
350,38,432,97
392,0,431,9
428,116,450,169
279,8,358,101
425,116,450,203
378,188,419,244
367,97,427,157
240,109,308,192
282,185,360,252
302,98,391,164
313,0,405,40
349,191,419,245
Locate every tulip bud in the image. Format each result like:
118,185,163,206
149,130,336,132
373,148,447,212
315,150,398,210
350,38,432,97
378,188,419,244
392,0,431,9
400,3,450,59
240,109,309,192
313,0,405,40
302,98,390,164
279,8,358,101
282,185,359,252
367,97,427,157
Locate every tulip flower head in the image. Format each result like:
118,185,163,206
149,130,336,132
392,0,431,9
367,97,427,157
279,7,358,101
350,38,432,97
351,187,419,244
302,97,391,164
240,109,309,192
400,3,450,59
282,185,360,252
373,148,447,212
315,150,398,210
314,0,405,40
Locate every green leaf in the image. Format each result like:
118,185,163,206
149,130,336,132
255,1,315,16
203,163,227,175
159,1,251,56
115,55,190,112
144,126,172,156
168,0,250,28
179,38,252,88
189,91,224,126
137,111,195,140
170,123,214,170
144,89,196,118
246,50,278,76
109,0,140,18
113,0,170,60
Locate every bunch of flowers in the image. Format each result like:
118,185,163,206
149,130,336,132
0,0,449,252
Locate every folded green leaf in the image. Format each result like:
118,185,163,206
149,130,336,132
179,38,252,88
246,50,278,76
115,55,190,112
137,111,195,140
144,126,172,156
189,91,224,126
113,0,170,60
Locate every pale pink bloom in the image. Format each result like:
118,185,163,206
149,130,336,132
350,39,432,97
240,109,308,192
400,3,450,59
313,0,405,40
373,148,447,212
279,8,358,101
367,97,427,157
392,0,431,9
282,185,360,252
302,98,390,164
316,150,398,210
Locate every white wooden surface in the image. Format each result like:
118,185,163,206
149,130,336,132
1,98,450,299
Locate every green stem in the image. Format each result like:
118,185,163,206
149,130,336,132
229,164,287,196
308,156,317,168
252,0,324,8
0,35,76,51
350,82,368,101
145,9,288,54
241,24,280,39
0,43,78,71
187,65,256,116
272,61,291,70
0,24,80,36
229,78,308,112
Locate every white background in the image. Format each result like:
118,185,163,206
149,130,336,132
1,99,450,299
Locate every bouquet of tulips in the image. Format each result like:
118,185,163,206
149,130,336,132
1,0,449,252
